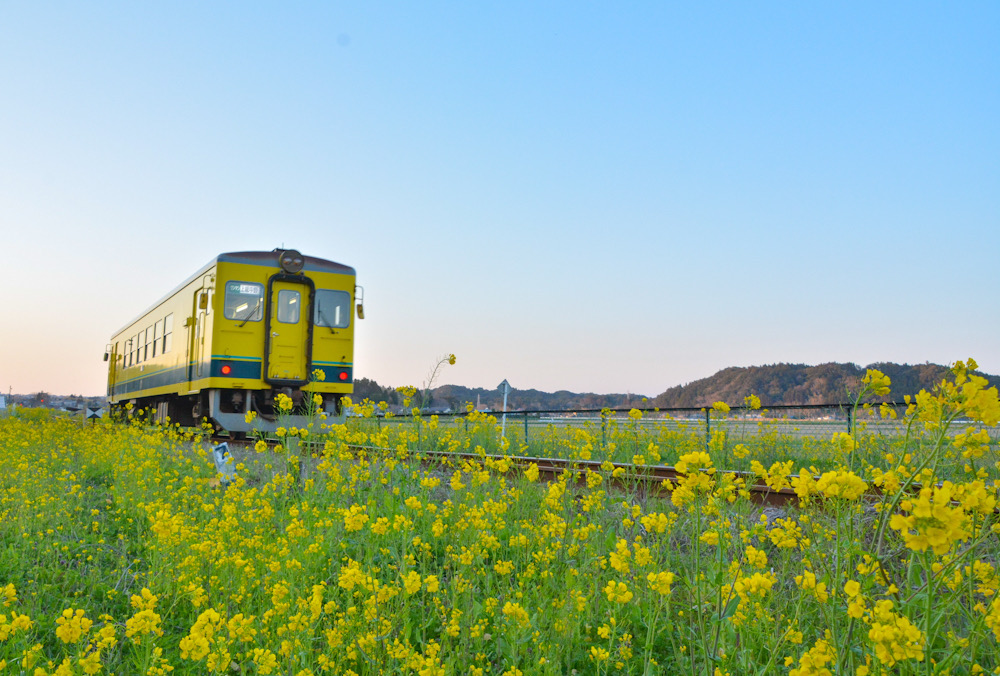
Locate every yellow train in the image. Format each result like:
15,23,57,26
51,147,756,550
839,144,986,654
105,248,361,434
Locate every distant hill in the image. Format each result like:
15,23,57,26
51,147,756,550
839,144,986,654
650,362,1000,408
352,378,644,412
355,362,999,412
431,384,642,412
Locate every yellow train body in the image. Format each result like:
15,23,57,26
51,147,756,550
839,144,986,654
106,249,358,433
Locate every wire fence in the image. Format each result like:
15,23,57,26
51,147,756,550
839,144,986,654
352,401,923,446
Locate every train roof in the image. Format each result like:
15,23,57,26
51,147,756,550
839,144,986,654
218,250,356,275
110,249,355,337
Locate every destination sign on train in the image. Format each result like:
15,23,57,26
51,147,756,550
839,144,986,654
227,283,262,295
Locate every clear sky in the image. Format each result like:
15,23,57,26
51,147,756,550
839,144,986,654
1,2,998,398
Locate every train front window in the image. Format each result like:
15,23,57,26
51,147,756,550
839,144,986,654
313,289,350,329
224,281,264,322
276,289,301,323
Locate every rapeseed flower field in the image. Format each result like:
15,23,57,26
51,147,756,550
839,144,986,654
1,360,999,674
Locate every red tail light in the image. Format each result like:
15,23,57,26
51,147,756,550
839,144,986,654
221,364,232,375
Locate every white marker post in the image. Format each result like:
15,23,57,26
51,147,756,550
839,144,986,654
212,442,236,489
498,379,511,439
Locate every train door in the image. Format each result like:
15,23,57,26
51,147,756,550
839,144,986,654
265,279,312,383
106,342,120,397
188,281,213,383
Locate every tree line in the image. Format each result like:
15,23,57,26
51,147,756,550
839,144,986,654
353,362,1000,412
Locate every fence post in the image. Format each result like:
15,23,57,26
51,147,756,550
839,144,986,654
705,408,711,449
846,407,853,435
523,412,528,443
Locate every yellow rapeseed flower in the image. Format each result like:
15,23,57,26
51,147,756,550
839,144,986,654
862,369,892,397
889,482,969,555
55,608,92,644
867,600,925,667
590,646,610,662
699,530,720,546
788,638,835,676
502,601,530,627
403,571,422,595
275,393,294,412
604,580,633,604
815,469,867,501
1,584,15,607
647,571,675,595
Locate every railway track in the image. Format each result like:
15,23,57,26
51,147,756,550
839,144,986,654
212,433,1000,517
420,448,807,507
218,437,809,507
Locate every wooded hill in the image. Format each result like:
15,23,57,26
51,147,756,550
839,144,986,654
351,379,642,412
650,362,1000,408
354,362,999,412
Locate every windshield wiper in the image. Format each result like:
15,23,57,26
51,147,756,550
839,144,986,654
317,306,338,334
237,299,261,327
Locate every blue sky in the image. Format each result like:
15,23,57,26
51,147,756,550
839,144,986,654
1,2,997,397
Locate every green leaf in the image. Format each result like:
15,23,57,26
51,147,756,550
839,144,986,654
717,598,739,621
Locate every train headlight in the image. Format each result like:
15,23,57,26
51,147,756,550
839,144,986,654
279,249,305,273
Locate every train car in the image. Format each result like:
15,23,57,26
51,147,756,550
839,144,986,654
105,248,362,434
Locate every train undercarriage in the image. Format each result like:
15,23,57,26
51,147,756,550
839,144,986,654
112,387,346,436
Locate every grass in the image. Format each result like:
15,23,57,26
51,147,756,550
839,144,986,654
0,362,998,675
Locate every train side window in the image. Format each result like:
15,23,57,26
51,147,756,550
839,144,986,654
276,289,301,323
224,281,264,322
135,333,142,364
163,314,173,353
144,327,152,361
152,320,163,358
313,289,351,328
125,340,131,367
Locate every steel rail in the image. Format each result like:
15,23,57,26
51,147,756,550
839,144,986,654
220,437,812,507
215,432,1000,516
